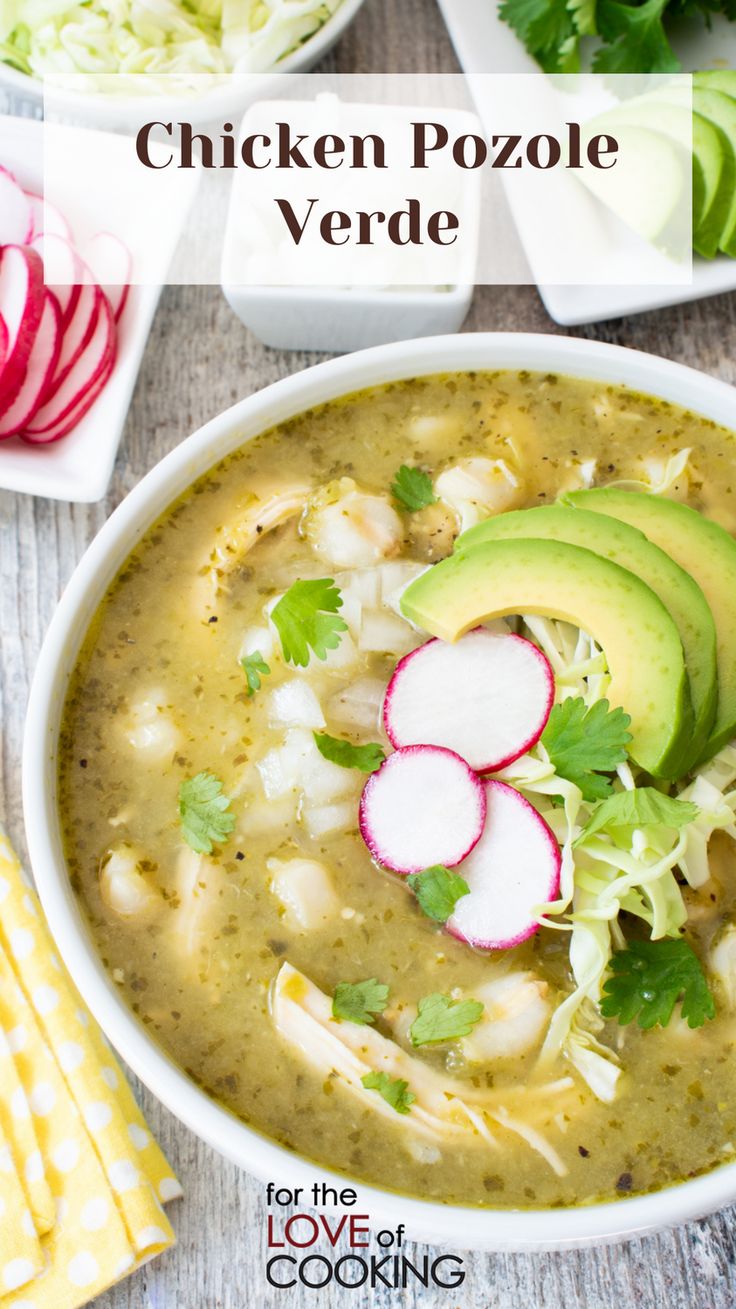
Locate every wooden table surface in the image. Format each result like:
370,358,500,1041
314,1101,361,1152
2,2,736,1304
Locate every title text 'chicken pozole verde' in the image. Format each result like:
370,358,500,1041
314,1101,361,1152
59,370,736,1208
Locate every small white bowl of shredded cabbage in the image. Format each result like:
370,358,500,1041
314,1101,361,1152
0,0,367,124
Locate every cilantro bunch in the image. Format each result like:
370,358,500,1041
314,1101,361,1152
498,0,735,74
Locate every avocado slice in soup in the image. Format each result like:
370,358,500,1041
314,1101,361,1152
455,503,717,773
400,536,693,780
567,489,736,762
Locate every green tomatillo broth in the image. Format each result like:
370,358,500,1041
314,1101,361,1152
58,370,736,1208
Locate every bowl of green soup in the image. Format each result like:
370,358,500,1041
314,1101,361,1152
24,332,736,1249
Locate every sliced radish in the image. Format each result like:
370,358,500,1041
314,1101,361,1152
25,191,72,242
0,172,32,245
359,744,486,875
21,350,114,444
23,292,115,436
30,234,87,328
383,629,554,773
0,315,8,368
0,290,61,437
86,231,131,320
447,780,561,951
44,283,102,390
0,245,44,410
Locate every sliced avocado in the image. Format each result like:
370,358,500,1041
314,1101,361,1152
578,125,688,249
400,537,693,780
587,102,701,229
565,489,736,761
691,112,735,259
456,504,717,771
692,88,736,256
589,100,733,255
694,71,736,99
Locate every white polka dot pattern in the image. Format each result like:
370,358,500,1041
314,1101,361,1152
0,826,179,1306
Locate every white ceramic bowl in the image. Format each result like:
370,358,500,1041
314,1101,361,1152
0,0,367,131
23,332,736,1250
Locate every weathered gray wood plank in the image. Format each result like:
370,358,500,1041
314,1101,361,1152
1,0,736,1303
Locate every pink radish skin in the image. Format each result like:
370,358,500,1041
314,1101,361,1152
0,245,44,411
447,780,561,951
383,628,555,773
0,290,62,437
0,316,8,368
25,192,72,242
0,172,32,245
86,231,131,320
42,283,101,392
21,350,114,444
359,744,486,875
30,234,87,326
23,292,115,436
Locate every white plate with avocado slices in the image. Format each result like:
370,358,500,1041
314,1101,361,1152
437,0,736,324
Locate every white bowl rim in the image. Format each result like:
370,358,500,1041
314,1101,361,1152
23,330,736,1252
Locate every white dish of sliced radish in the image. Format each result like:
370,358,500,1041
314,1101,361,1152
0,115,168,502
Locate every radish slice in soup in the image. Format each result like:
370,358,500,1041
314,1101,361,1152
383,629,554,772
447,780,561,951
359,744,486,874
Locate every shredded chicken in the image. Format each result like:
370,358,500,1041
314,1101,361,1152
195,485,310,615
271,962,572,1174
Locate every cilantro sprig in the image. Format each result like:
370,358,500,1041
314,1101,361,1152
332,979,389,1026
407,866,470,924
314,731,385,774
499,0,690,76
600,939,715,1030
178,771,235,855
391,465,437,512
361,1071,416,1115
409,992,484,1047
580,788,699,843
541,696,632,801
271,579,347,668
240,650,270,696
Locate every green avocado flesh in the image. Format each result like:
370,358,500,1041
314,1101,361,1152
691,89,736,257
456,504,717,773
400,537,693,780
566,489,736,761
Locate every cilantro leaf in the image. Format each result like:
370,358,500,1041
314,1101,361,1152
271,579,347,668
178,771,235,855
600,939,715,1030
407,865,470,923
332,978,390,1025
391,465,437,512
580,787,699,842
593,0,680,72
361,1071,416,1115
499,0,581,70
541,697,632,801
313,731,385,774
240,650,270,696
409,992,484,1047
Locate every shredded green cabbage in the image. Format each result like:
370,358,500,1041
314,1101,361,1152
499,616,736,1104
0,0,342,80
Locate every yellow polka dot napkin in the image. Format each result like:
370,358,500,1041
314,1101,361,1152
0,826,182,1308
